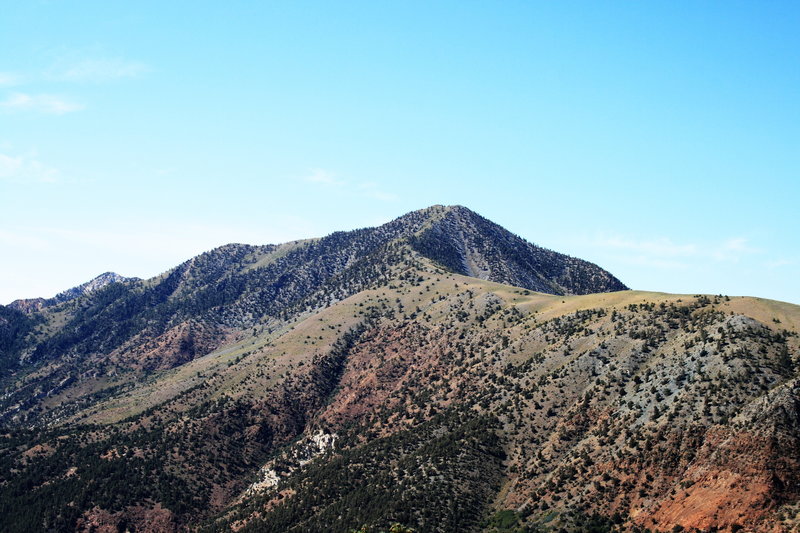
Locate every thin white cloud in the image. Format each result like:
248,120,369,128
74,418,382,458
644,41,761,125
0,49,150,117
592,233,758,266
0,92,84,114
304,168,345,186
598,235,698,257
711,237,758,262
357,181,398,201
0,72,23,87
617,255,691,270
302,169,397,202
765,258,795,269
0,57,146,117
154,167,176,177
48,58,150,83
0,152,60,183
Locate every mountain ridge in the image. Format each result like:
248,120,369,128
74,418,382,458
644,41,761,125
3,205,625,375
8,271,138,313
0,205,797,533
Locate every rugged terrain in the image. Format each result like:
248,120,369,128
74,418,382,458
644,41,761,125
8,272,137,315
0,205,798,532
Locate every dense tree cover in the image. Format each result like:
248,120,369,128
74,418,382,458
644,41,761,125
207,409,506,533
0,316,384,532
0,305,41,377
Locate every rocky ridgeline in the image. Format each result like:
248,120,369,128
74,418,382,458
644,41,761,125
8,271,137,313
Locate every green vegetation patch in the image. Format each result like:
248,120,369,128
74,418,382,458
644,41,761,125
208,408,506,533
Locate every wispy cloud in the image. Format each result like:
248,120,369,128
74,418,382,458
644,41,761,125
357,181,398,201
0,72,23,87
48,58,150,83
304,168,345,187
0,55,148,115
765,258,795,269
711,237,758,262
597,236,698,258
0,92,84,114
613,255,691,270
591,233,759,269
0,152,60,183
302,169,397,202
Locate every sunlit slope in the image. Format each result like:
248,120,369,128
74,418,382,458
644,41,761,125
1,205,627,428
197,270,799,532
2,244,798,532
4,205,799,532
73,268,799,428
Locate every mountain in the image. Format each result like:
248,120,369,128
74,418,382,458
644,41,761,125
5,297,47,314
0,206,625,425
0,205,797,533
406,205,625,295
8,271,137,314
49,272,137,305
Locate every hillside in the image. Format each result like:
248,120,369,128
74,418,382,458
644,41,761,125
0,205,624,427
8,272,137,314
0,206,798,533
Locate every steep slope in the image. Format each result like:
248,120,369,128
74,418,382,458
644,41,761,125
214,285,799,533
408,205,626,295
48,272,136,305
0,205,625,427
0,305,41,378
0,255,797,532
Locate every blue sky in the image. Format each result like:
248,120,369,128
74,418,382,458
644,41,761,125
1,1,798,304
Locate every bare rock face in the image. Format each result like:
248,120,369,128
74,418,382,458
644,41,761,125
76,503,177,533
6,298,46,314
643,378,800,531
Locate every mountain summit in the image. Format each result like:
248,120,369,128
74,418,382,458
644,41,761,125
8,271,136,313
405,205,626,294
51,271,135,303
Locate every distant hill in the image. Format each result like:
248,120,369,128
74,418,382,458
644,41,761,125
8,271,137,313
0,206,797,533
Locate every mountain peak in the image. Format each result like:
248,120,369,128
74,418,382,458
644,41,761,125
401,205,627,295
401,203,474,221
8,272,137,312
51,271,136,304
